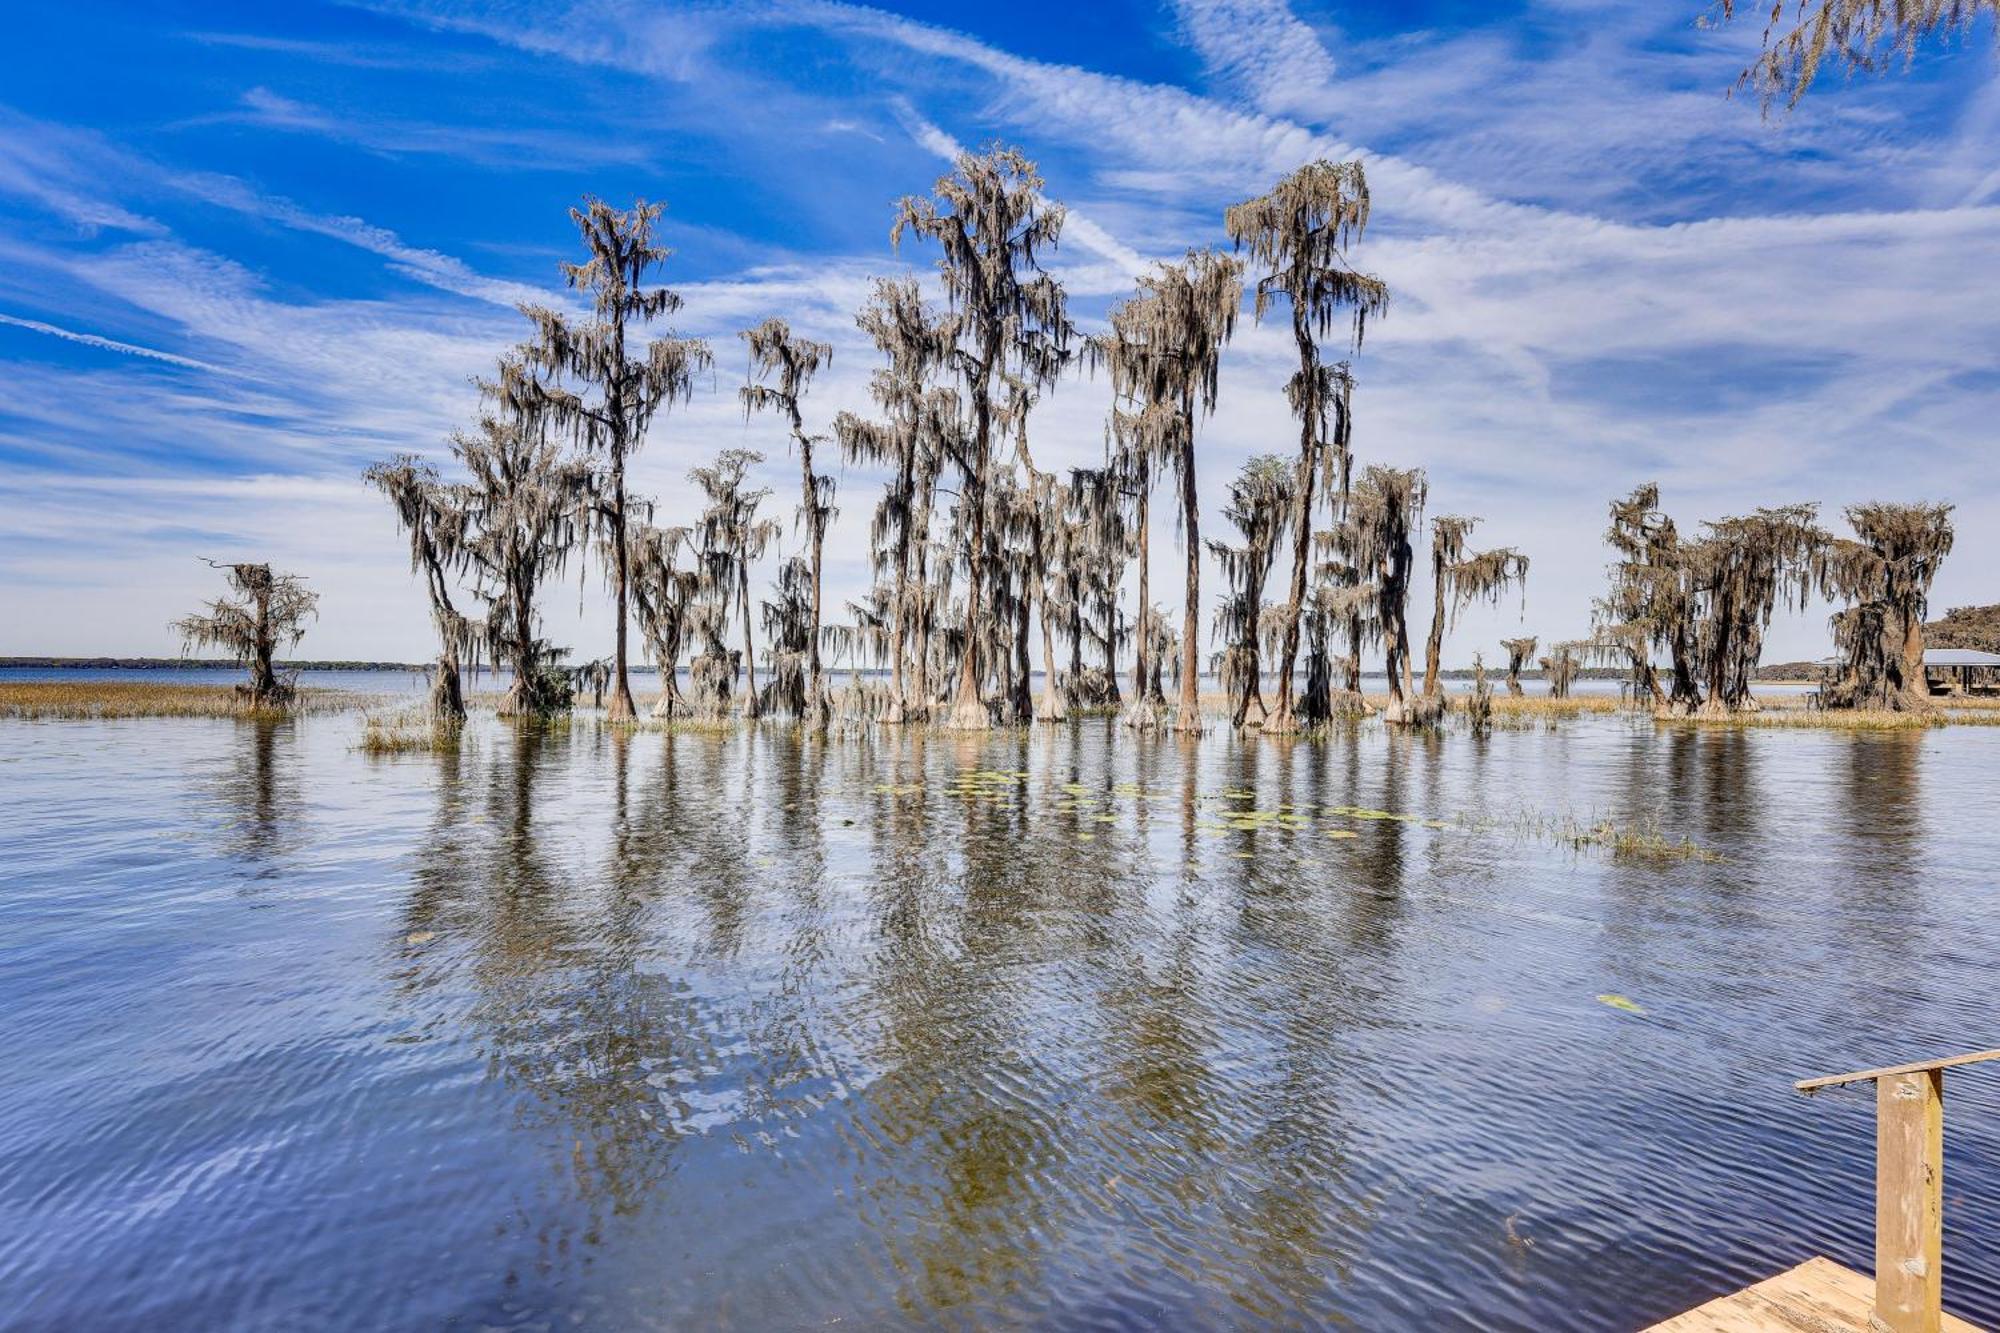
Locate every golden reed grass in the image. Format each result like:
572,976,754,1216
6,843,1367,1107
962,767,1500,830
0,681,364,720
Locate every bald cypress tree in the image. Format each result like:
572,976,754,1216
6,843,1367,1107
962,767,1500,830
1597,484,1698,711
741,318,835,725
1098,249,1243,732
1540,641,1584,700
1686,505,1828,714
1719,0,2000,108
1209,454,1294,728
894,145,1075,730
628,523,699,719
366,455,479,722
689,449,779,720
1349,466,1428,723
1824,502,1954,710
455,371,592,719
507,198,710,721
835,278,958,724
1226,161,1388,734
174,561,320,710
1500,635,1538,698
1420,515,1529,699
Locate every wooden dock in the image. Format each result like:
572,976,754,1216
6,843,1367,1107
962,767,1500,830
1648,1047,2000,1333
1646,1257,1983,1331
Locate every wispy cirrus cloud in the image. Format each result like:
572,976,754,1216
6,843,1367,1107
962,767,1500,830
0,312,230,374
1,0,1995,662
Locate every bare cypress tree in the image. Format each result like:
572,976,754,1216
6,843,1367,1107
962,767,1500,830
1597,484,1698,711
174,560,320,709
834,278,958,723
628,523,700,718
1420,514,1529,698
1718,0,1999,108
455,372,592,718
1824,501,1954,710
1097,394,1164,724
760,556,817,716
1067,464,1132,708
1096,249,1244,732
894,145,1075,729
997,389,1073,724
366,455,480,722
689,449,778,720
1468,653,1496,734
507,199,710,721
1499,635,1539,697
1684,505,1827,714
1208,454,1294,728
1226,161,1387,734
1540,641,1583,700
1301,516,1376,723
740,318,836,725
1348,465,1428,723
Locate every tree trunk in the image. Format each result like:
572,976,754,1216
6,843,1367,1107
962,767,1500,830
650,653,686,719
884,536,910,726
1035,574,1065,722
798,426,827,728
904,482,935,723
1132,471,1150,704
1175,449,1202,733
1423,555,1447,697
1102,602,1122,704
1266,312,1318,736
1011,579,1032,723
607,441,637,721
739,560,762,719
1901,607,1931,707
948,359,994,731
432,648,465,724
502,569,537,718
1067,594,1083,699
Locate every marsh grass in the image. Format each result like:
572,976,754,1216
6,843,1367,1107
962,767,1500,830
0,681,363,720
1658,695,2000,730
1499,810,1722,863
358,710,461,755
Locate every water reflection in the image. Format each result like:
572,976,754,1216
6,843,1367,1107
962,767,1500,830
213,717,301,871
23,711,1995,1328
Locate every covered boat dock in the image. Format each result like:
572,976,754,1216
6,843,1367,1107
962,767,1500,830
1922,647,2000,695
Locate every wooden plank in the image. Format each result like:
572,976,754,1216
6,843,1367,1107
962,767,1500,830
1797,1048,2000,1094
1644,1257,1983,1332
1876,1069,1946,1333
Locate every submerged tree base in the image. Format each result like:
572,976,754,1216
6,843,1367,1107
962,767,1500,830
1382,694,1447,728
1121,694,1169,731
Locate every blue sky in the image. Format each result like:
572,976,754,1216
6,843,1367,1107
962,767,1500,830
1,0,1995,662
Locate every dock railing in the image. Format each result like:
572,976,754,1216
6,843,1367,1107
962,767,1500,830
1796,1048,2000,1333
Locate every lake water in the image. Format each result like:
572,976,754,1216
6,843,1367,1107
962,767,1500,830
2,708,1995,1329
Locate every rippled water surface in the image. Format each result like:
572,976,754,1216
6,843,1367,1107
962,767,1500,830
4,707,1998,1330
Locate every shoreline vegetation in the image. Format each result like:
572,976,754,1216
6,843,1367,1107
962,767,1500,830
7,677,1997,731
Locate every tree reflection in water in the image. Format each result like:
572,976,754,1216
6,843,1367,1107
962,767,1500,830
213,716,302,873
